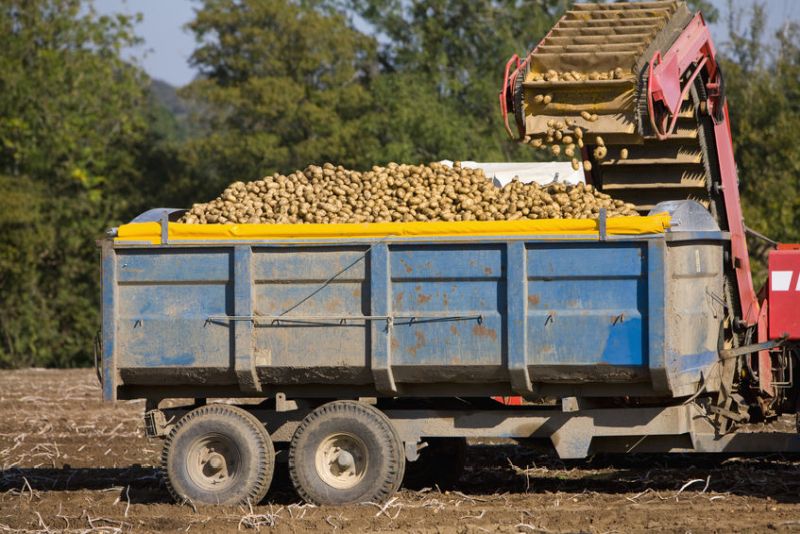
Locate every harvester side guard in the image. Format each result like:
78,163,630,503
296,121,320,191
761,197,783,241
649,13,759,329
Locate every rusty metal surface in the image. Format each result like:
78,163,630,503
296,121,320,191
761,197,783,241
103,209,727,402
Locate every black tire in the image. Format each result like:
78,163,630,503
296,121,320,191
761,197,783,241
162,404,275,505
403,437,467,490
288,401,405,505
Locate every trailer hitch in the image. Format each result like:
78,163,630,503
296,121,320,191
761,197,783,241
708,403,749,423
718,337,787,361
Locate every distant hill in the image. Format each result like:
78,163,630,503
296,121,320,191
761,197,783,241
147,78,200,140
150,79,190,121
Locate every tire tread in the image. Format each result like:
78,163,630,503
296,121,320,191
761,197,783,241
288,401,404,505
161,404,274,505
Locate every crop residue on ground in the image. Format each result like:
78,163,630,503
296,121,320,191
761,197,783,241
2,369,800,533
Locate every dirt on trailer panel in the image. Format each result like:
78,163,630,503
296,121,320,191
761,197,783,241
2,370,800,533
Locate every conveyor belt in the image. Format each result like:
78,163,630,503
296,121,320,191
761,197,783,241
516,0,717,215
505,0,771,407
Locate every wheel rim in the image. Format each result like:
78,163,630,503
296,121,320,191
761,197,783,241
314,432,368,490
186,432,241,492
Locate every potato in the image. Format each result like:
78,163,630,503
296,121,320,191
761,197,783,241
180,160,639,225
593,146,608,160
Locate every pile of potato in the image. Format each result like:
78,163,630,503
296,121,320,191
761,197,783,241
179,162,638,225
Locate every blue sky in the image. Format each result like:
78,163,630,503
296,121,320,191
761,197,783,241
95,0,800,87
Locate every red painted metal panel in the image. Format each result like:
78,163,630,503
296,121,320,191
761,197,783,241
714,107,760,325
768,249,800,339
651,53,682,115
499,20,559,140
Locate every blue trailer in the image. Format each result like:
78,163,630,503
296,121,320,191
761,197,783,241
103,202,723,401
98,200,800,506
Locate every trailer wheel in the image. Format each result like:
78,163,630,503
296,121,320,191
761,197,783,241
404,437,467,490
162,404,275,505
288,401,404,505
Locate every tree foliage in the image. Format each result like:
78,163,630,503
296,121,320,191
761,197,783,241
721,2,800,281
0,0,151,367
344,0,565,161
180,0,378,195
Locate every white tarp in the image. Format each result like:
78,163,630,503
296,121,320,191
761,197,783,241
439,160,585,187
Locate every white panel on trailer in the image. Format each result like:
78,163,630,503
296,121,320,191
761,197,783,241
439,160,585,187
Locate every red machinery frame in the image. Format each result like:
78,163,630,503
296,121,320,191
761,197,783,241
646,13,760,330
500,53,523,140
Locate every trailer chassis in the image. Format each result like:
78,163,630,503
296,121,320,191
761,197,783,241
145,399,800,462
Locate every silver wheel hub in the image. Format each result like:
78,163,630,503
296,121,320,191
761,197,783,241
336,450,354,469
186,434,241,491
315,433,368,490
207,452,225,471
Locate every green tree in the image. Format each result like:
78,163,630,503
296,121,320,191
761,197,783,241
0,0,150,367
687,0,718,21
343,0,566,161
353,72,483,164
181,0,378,196
179,0,568,187
720,1,800,284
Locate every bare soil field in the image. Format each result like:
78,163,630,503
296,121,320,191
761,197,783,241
2,369,800,533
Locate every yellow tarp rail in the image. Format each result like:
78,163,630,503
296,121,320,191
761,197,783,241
116,213,671,245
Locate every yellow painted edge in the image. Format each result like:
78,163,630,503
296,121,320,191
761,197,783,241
115,214,671,244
